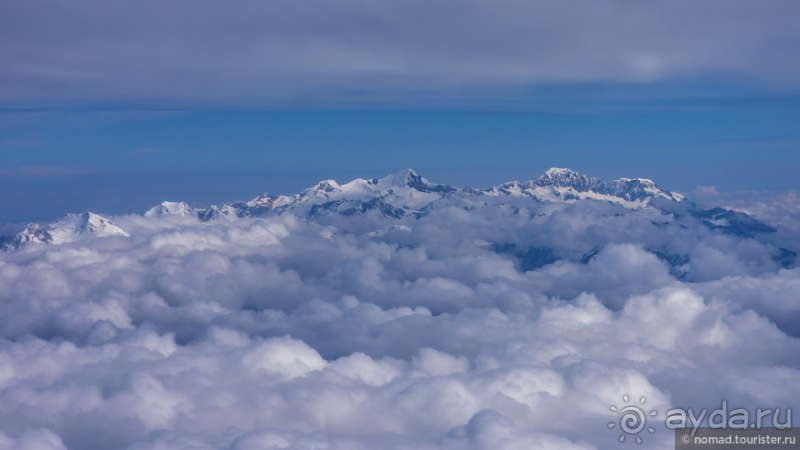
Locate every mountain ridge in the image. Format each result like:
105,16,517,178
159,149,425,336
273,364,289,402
6,168,773,250
188,167,684,222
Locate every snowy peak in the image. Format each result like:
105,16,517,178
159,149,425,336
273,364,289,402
79,212,130,237
10,212,129,248
198,204,240,222
12,223,57,246
304,180,341,196
375,168,456,194
541,167,586,179
144,201,196,217
608,177,685,202
615,177,656,185
377,168,422,187
528,167,683,204
534,168,604,191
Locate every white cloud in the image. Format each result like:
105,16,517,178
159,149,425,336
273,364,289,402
1,187,799,448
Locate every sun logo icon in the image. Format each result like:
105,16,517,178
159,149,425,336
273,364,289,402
607,394,658,444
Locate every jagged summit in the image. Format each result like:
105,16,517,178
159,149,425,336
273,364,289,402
528,167,683,203
305,180,341,194
616,177,656,184
80,212,129,237
378,168,428,188
535,167,603,190
10,212,129,248
374,168,455,194
377,168,421,187
542,167,581,177
145,201,196,217
538,168,658,188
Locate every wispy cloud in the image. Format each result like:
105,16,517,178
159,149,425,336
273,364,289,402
1,0,798,108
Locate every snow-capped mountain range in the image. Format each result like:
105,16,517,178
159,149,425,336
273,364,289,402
3,168,767,249
481,167,684,204
147,167,684,222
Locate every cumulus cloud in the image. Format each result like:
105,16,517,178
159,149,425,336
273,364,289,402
1,0,799,107
1,184,800,448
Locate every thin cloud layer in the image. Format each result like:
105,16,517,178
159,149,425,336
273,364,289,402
1,169,799,448
2,0,799,107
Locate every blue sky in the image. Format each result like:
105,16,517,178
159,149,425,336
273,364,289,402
3,89,799,223
2,0,799,223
